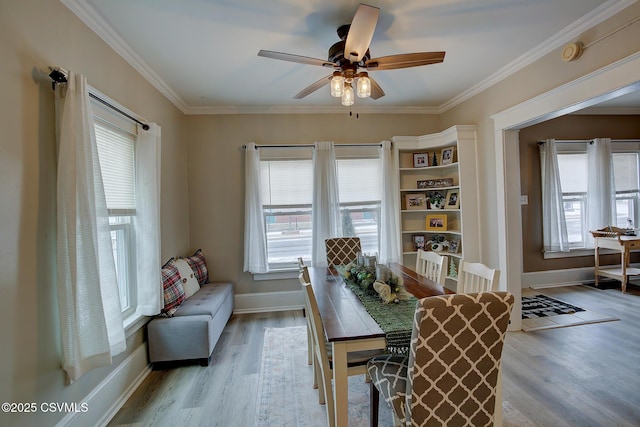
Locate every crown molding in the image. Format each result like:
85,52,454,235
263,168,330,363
61,0,189,113
65,0,636,116
438,0,637,113
573,107,640,115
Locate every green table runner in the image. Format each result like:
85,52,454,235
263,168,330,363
336,266,417,354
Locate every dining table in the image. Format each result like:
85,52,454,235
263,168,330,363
307,262,452,427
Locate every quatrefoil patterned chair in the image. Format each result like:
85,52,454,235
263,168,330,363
325,237,362,267
367,291,514,427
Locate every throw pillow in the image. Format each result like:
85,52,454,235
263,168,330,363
183,249,209,285
174,258,200,299
161,259,185,316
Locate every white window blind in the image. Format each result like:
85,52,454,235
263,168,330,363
260,160,313,206
613,153,639,192
95,121,136,212
337,159,381,203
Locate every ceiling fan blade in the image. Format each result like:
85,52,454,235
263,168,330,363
344,4,380,63
292,74,333,99
365,52,446,70
369,76,385,100
258,50,336,68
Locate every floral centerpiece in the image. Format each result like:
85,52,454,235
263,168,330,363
342,262,409,304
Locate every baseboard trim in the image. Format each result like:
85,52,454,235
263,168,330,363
233,290,304,314
57,343,152,427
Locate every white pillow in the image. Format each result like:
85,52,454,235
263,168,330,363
174,258,200,299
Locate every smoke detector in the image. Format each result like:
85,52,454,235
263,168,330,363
561,42,583,62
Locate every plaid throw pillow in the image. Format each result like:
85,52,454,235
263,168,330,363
161,259,185,316
183,249,209,285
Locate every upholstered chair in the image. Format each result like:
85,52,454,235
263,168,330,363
325,237,362,267
367,291,514,427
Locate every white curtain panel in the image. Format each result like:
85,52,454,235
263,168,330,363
55,72,125,382
134,123,162,315
539,139,570,252
243,143,269,273
311,141,341,267
586,138,616,248
379,141,402,263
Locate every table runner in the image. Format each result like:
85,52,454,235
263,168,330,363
336,266,417,354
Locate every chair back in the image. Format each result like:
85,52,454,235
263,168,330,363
406,291,514,427
301,282,335,426
298,259,310,283
458,260,500,293
325,237,361,267
415,249,448,285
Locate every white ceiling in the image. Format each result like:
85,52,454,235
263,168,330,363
66,0,639,114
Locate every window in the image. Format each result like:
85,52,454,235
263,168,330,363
259,151,381,269
94,118,137,318
555,149,640,249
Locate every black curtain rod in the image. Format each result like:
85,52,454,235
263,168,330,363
537,139,640,145
243,143,385,149
48,68,150,131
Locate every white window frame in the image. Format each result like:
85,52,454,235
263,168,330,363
93,103,139,321
545,145,640,258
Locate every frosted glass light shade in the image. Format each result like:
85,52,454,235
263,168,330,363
341,84,354,106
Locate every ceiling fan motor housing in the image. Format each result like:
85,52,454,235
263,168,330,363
329,40,370,66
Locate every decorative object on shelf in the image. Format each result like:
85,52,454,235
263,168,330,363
405,193,427,210
445,189,460,209
426,214,448,231
412,234,426,251
427,234,449,252
413,152,429,168
449,260,458,278
417,178,454,189
428,191,446,209
440,146,455,165
432,152,438,166
448,239,460,253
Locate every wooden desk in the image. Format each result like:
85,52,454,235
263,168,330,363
307,263,449,427
594,235,640,292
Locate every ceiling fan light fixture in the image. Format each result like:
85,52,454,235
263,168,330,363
330,72,344,97
356,72,370,98
341,83,354,106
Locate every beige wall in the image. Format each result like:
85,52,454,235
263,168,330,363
439,1,640,270
0,0,189,425
185,114,441,294
519,115,640,272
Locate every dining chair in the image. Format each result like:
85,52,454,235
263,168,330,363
298,265,314,384
367,291,514,427
414,249,448,285
301,281,383,427
457,260,500,293
325,237,362,267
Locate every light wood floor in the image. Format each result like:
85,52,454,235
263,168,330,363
108,284,640,427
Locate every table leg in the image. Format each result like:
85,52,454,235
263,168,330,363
332,341,349,427
622,246,629,293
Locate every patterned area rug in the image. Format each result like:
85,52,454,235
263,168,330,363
254,326,393,427
521,294,585,319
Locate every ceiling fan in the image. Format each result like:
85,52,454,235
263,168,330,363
258,3,445,106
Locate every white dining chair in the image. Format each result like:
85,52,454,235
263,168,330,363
415,249,448,285
298,265,315,385
457,260,500,293
301,281,383,427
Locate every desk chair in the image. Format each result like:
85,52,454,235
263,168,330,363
415,249,448,285
367,292,514,427
325,237,361,267
301,281,383,427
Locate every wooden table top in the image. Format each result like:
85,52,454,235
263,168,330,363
308,263,451,343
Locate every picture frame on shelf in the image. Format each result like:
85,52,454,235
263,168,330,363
426,214,448,231
445,189,460,209
412,234,426,251
405,193,427,210
413,152,429,168
440,147,455,165
448,239,460,254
